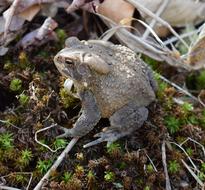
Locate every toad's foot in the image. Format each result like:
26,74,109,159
56,126,74,138
83,127,127,148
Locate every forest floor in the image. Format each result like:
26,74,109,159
0,8,205,190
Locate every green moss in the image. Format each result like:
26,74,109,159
17,149,33,169
164,116,181,134
106,142,122,157
104,171,115,182
168,160,180,174
19,93,29,106
146,164,154,173
18,52,30,69
53,138,67,149
62,171,73,183
10,78,22,92
36,159,52,174
186,147,193,156
56,29,67,45
3,60,16,71
59,88,77,108
0,132,14,150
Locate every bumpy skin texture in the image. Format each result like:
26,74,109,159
54,37,157,147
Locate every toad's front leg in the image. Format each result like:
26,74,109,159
57,90,101,138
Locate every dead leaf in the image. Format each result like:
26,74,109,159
17,17,58,49
19,4,41,21
66,0,104,13
134,0,205,27
98,0,135,26
187,24,205,69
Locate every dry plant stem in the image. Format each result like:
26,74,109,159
126,0,189,48
34,137,79,190
162,141,172,190
170,141,199,172
34,123,65,153
3,0,20,38
180,137,205,158
181,159,204,188
0,186,21,190
0,172,32,190
0,119,20,129
164,30,199,46
157,73,205,107
142,0,170,40
145,153,158,172
97,13,167,61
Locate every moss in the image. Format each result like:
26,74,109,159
104,171,115,182
18,93,29,106
164,116,181,134
59,88,78,108
9,78,22,92
18,51,30,69
168,160,180,174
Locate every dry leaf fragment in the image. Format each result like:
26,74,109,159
66,0,104,13
187,23,205,69
98,0,135,26
135,0,205,27
17,17,58,49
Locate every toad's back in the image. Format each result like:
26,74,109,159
88,45,156,118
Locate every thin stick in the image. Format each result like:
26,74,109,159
145,153,158,172
34,123,64,153
143,0,170,40
170,141,199,172
0,119,20,129
180,137,205,158
181,159,204,188
126,0,189,48
161,141,172,190
33,137,79,190
0,186,21,190
157,73,205,107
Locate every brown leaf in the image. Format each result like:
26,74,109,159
187,24,205,69
19,4,41,21
97,0,135,26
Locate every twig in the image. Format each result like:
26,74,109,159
157,73,205,107
161,140,172,190
0,119,20,129
145,153,158,172
0,186,21,190
181,159,204,188
35,123,66,153
33,137,79,190
170,141,199,172
126,0,189,48
164,30,198,45
180,137,205,158
0,172,33,190
143,0,170,40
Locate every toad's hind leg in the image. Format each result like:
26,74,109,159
84,102,148,148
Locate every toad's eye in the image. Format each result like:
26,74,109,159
65,59,73,65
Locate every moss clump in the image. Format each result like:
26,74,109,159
164,116,181,134
59,88,78,108
168,160,180,174
10,78,22,92
18,51,30,69
0,132,14,150
18,93,29,106
104,171,115,182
